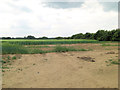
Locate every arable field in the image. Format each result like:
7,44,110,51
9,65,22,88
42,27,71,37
1,39,119,88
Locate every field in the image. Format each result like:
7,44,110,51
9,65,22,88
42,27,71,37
1,39,119,88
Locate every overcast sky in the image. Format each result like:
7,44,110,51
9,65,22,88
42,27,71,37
0,0,118,38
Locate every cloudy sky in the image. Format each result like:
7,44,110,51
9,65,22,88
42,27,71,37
0,0,119,38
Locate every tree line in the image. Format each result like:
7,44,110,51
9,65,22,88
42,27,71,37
71,29,120,41
1,29,120,41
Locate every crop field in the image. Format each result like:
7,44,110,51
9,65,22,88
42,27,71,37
1,39,119,88
2,39,101,45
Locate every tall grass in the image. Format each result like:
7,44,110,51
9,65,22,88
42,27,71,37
2,43,89,54
2,39,99,54
2,39,100,45
2,43,28,54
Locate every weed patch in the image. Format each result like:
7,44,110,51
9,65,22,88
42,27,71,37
2,43,28,54
105,59,120,66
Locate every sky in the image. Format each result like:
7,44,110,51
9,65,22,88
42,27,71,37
0,0,119,38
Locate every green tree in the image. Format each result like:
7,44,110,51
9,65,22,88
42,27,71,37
27,35,35,39
112,29,120,41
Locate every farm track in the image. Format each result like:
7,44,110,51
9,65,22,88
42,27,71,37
2,43,118,88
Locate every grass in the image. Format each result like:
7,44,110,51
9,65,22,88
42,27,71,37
1,56,18,65
105,59,120,66
29,49,46,54
26,45,50,48
53,45,88,52
2,66,9,69
2,42,90,54
2,43,28,54
1,55,18,72
54,46,76,52
2,39,117,54
2,39,100,45
2,70,5,72
7,56,10,60
101,44,119,46
0,60,7,64
12,56,17,60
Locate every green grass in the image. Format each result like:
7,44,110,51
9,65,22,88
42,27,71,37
2,39,100,45
2,39,116,54
2,43,28,54
12,56,17,60
2,43,48,54
2,43,90,54
53,45,88,52
2,66,9,69
7,56,10,60
2,70,5,72
29,49,47,54
111,61,120,65
0,60,7,64
101,44,119,46
2,39,93,54
26,45,50,48
105,59,120,66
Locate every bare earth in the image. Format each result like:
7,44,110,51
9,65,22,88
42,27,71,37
2,43,118,88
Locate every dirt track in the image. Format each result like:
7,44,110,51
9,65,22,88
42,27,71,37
2,44,118,88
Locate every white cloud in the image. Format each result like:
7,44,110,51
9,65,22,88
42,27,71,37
0,0,118,37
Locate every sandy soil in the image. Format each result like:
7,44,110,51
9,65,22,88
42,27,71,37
2,44,118,88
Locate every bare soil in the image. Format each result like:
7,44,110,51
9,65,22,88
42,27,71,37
2,43,118,88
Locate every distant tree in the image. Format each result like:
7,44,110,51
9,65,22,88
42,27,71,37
112,29,120,41
2,29,120,41
2,37,11,39
23,36,27,39
26,35,35,39
84,32,94,39
41,36,48,39
64,37,71,39
55,37,63,39
71,33,84,39
94,30,109,41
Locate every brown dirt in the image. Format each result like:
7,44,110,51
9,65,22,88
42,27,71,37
2,43,118,88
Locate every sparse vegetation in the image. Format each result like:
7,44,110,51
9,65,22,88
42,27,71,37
105,59,120,66
7,56,10,60
30,49,46,54
0,60,7,64
54,46,77,52
1,55,19,72
53,46,88,52
12,56,17,60
26,45,50,48
2,70,5,72
2,43,28,54
2,42,90,54
101,44,119,46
